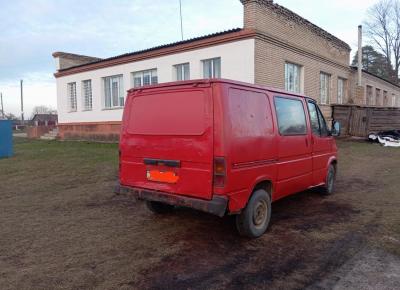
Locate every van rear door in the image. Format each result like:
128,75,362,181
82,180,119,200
120,85,214,200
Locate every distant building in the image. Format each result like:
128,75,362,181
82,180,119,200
53,0,400,141
31,114,58,126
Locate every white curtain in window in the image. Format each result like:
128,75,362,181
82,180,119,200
285,63,301,93
68,82,77,111
104,75,123,108
213,58,221,78
320,73,330,104
183,63,190,80
150,69,158,84
337,78,345,104
203,59,212,78
83,80,92,110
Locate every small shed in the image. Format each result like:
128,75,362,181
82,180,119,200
31,114,58,126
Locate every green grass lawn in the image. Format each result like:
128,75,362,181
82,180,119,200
0,138,399,289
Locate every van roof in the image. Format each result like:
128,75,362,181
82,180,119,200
127,78,312,101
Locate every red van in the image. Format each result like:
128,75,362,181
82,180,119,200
116,79,340,238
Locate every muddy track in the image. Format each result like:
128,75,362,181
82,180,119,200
132,192,364,290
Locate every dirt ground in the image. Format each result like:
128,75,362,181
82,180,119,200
0,138,399,290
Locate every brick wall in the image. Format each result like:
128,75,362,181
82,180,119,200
349,70,400,107
241,0,350,66
241,0,352,120
254,37,351,120
58,122,121,142
27,126,55,139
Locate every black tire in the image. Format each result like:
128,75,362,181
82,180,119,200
146,201,175,214
321,164,336,195
236,189,272,238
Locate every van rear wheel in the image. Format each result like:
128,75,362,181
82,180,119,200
236,189,271,238
146,201,174,214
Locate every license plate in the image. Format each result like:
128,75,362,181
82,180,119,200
146,170,179,184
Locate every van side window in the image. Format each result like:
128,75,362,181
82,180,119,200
307,102,321,135
317,107,329,137
274,96,307,135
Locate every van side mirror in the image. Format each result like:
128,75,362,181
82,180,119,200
331,121,341,137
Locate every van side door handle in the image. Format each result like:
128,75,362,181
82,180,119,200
305,138,309,147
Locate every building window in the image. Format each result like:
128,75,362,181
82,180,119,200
104,75,124,108
82,80,92,111
274,96,307,135
132,69,158,87
174,63,190,81
285,62,302,93
392,94,396,107
383,90,388,106
202,57,221,78
337,78,346,104
366,85,373,105
320,72,331,105
376,88,381,106
67,82,77,112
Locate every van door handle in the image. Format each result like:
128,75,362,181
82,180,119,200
305,138,309,147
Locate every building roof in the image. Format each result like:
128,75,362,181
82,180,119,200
31,114,58,122
52,51,102,62
54,28,252,77
350,66,400,89
240,0,351,50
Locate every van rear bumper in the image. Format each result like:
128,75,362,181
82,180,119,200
114,183,228,217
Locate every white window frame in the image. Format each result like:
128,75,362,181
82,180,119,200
202,57,221,79
132,69,158,88
67,82,77,112
337,78,346,104
103,75,124,109
174,63,190,81
285,62,302,93
82,79,92,111
320,72,331,105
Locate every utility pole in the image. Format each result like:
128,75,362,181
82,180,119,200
0,92,4,119
20,80,24,125
179,0,184,41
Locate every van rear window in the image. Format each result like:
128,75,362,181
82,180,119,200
128,91,207,135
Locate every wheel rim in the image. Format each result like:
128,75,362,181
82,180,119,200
253,199,268,229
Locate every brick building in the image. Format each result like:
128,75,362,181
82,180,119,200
53,0,400,141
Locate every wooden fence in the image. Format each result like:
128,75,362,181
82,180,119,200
332,105,400,137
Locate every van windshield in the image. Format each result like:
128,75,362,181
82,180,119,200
127,90,207,136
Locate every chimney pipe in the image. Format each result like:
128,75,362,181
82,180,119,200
358,25,363,86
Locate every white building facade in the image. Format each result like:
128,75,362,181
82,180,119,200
54,30,255,140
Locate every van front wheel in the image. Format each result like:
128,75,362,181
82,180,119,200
321,164,336,195
146,201,174,214
236,189,271,238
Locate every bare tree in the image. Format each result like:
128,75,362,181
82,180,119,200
365,0,400,81
30,105,56,119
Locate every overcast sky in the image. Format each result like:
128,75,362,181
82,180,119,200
0,0,379,117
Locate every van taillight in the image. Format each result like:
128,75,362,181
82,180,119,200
214,157,226,187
